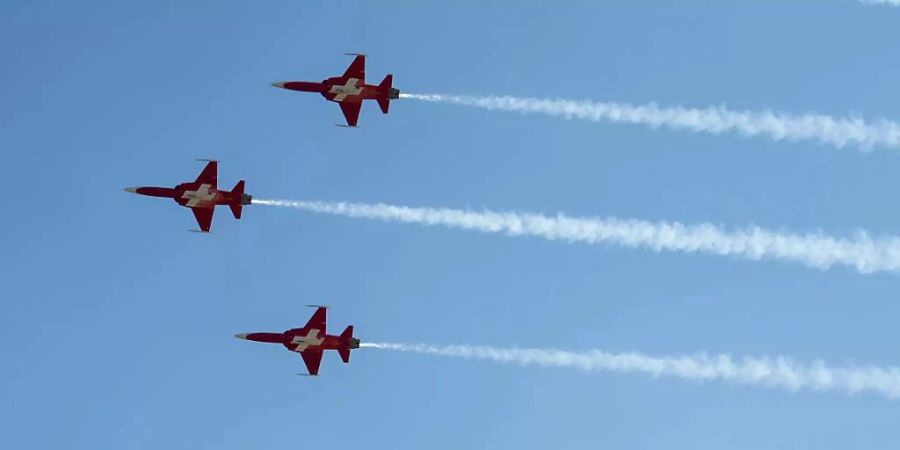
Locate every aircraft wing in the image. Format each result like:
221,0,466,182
338,101,362,127
191,207,214,232
342,55,365,82
194,161,218,189
304,307,327,334
300,349,323,376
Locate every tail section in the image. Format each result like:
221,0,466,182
378,74,393,91
338,325,356,363
337,348,351,363
376,97,390,114
229,204,243,220
229,180,250,219
376,74,399,114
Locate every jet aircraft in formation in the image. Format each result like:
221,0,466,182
235,306,360,376
126,55,396,375
271,53,400,127
124,160,251,232
125,55,398,234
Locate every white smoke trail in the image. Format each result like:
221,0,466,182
399,93,900,151
361,342,900,399
859,0,900,6
253,199,900,274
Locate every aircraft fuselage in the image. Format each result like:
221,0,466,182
126,183,250,209
235,328,360,353
273,77,398,104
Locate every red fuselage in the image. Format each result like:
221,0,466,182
276,77,399,104
125,161,251,232
238,329,360,353
235,306,359,375
271,54,399,127
128,182,248,210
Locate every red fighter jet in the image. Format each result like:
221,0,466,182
271,53,400,127
235,306,360,376
124,160,251,232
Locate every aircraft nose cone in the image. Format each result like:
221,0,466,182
234,333,250,340
124,187,138,194
271,81,286,89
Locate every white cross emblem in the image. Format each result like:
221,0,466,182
182,184,216,207
290,329,325,352
329,78,362,102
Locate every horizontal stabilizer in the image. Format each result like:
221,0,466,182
230,180,246,219
230,204,243,220
377,74,396,112
377,97,390,114
338,325,354,363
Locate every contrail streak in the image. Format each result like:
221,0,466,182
399,93,900,151
361,342,900,400
859,0,900,6
253,199,900,274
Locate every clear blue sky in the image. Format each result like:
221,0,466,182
3,1,900,449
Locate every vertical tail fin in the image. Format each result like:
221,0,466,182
338,325,354,363
229,180,246,219
378,74,393,90
377,74,395,114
